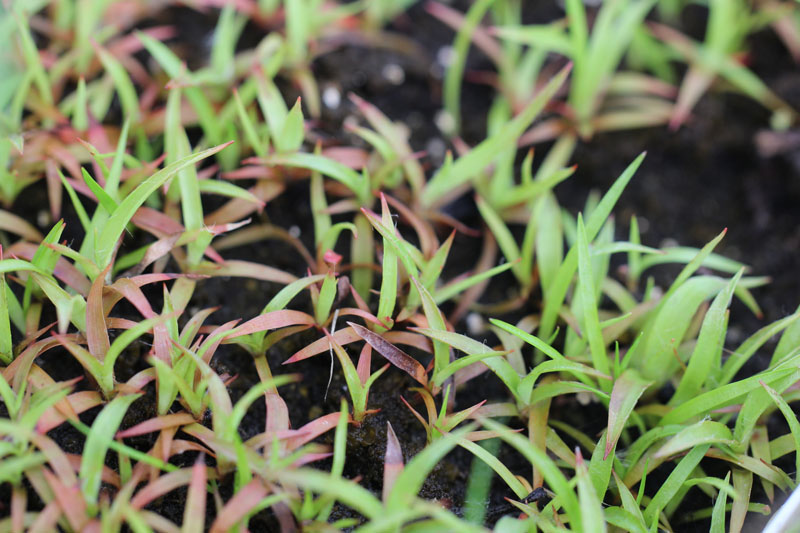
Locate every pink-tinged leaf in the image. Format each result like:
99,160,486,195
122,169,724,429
28,500,61,533
321,146,369,168
204,180,283,226
0,210,43,242
284,326,360,364
50,334,105,387
293,452,333,467
64,454,120,487
107,278,171,362
110,25,175,56
349,322,428,387
228,310,315,338
87,264,111,361
37,391,103,433
284,412,345,451
130,469,196,510
11,486,25,533
382,331,434,353
121,368,156,394
209,480,269,533
7,242,91,295
44,159,63,221
265,391,290,434
198,320,239,364
195,259,297,284
383,422,404,502
123,234,181,277
131,206,184,238
357,344,372,385
108,278,157,318
41,469,87,531
338,308,389,329
183,457,207,533
349,93,425,194
29,432,78,485
220,165,279,180
124,273,208,290
48,143,83,182
4,335,60,390
116,413,196,438
168,439,212,458
605,369,653,460
670,66,713,130
454,362,490,387
425,1,503,64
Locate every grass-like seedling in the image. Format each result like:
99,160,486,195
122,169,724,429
1,0,799,531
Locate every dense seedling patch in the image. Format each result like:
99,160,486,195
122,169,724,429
2,0,800,531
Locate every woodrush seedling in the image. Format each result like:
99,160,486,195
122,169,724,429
2,1,800,531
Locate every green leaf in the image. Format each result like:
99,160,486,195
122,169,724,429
80,393,142,509
576,449,607,533
457,437,528,499
276,97,304,152
671,268,742,404
386,426,475,512
96,45,139,122
423,63,571,207
710,472,731,533
605,369,652,459
660,366,798,426
643,444,710,523
265,152,369,205
481,418,582,530
413,327,519,391
411,278,450,385
636,276,729,382
654,420,735,459
82,168,118,214
760,380,800,484
538,153,645,344
96,142,231,269
576,213,610,387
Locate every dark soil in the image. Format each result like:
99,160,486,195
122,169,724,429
4,2,800,531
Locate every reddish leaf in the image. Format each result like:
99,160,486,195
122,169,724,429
209,480,269,533
338,307,389,328
204,181,283,226
116,413,196,438
183,457,207,533
8,242,91,295
284,412,345,451
86,264,111,361
64,454,120,487
41,469,87,531
28,501,61,533
283,326,360,364
348,322,428,386
37,391,103,433
198,320,239,364
383,422,404,502
383,331,434,353
196,259,297,284
130,469,196,510
228,310,315,338
357,343,372,385
321,146,369,168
